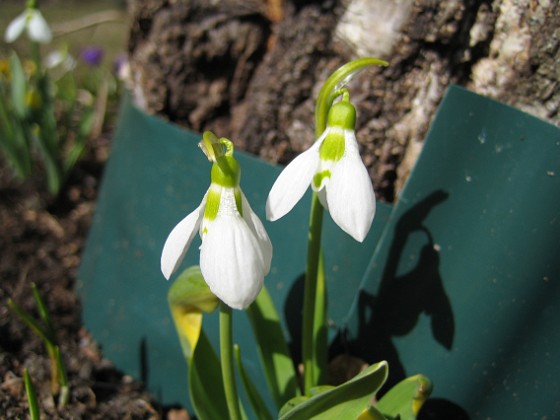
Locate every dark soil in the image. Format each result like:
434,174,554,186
0,136,186,419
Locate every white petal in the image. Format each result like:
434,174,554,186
317,187,328,210
4,13,26,43
216,186,240,217
241,192,272,274
326,131,375,242
266,139,322,221
161,197,206,280
200,214,265,309
27,10,52,44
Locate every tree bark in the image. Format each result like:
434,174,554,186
126,0,559,202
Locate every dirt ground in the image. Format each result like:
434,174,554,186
0,134,186,419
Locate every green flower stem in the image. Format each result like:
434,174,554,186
314,57,388,136
302,57,389,395
302,192,326,393
220,302,242,420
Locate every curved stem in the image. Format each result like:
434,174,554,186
314,57,388,137
302,57,388,395
220,303,242,420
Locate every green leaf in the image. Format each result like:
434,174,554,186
167,267,228,419
356,404,390,420
63,107,95,174
246,286,299,408
376,374,433,420
23,369,40,420
33,69,62,195
32,125,62,195
0,96,32,178
279,361,389,420
9,52,27,119
234,344,273,420
7,299,51,345
54,71,77,104
167,266,219,360
31,283,57,343
189,329,230,420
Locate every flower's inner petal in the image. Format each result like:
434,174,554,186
161,197,206,279
266,139,322,221
312,168,331,191
241,193,273,274
326,131,375,242
200,215,265,309
317,187,328,210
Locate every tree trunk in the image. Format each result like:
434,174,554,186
126,0,559,202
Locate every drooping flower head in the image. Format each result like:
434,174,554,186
4,1,52,44
266,91,376,242
161,132,272,309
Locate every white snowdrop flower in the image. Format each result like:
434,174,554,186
44,49,76,71
161,133,272,309
5,8,52,44
266,92,376,242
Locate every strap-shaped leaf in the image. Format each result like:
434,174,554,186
23,369,40,420
167,266,228,419
168,266,218,359
376,374,432,420
279,361,389,420
9,52,27,119
189,330,230,420
246,286,300,408
234,344,273,420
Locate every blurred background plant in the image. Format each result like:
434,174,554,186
0,0,127,197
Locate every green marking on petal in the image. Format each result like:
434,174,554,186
204,188,221,222
319,128,345,162
313,170,331,189
235,189,243,216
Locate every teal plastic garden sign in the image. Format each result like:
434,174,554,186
79,83,560,418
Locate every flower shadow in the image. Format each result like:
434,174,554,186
330,190,467,417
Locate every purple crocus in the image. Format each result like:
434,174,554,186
80,47,104,67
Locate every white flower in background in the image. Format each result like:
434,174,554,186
4,7,52,44
161,133,272,310
44,49,76,71
266,92,376,242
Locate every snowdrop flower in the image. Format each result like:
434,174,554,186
161,132,272,309
266,92,375,242
44,49,76,71
4,7,52,44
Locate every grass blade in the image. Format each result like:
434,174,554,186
23,368,40,420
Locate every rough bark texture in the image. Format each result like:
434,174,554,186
126,0,559,202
